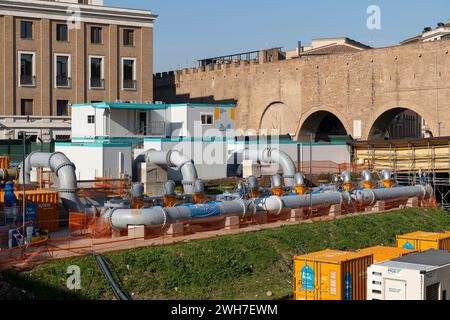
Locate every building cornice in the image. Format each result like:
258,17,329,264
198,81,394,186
0,0,157,27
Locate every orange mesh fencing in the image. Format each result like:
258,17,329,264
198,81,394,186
0,197,439,271
69,212,95,235
88,218,112,239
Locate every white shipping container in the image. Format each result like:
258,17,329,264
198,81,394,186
367,250,450,300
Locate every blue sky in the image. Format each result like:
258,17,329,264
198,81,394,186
106,0,450,73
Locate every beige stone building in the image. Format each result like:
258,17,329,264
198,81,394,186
154,38,450,142
401,21,450,45
0,0,157,141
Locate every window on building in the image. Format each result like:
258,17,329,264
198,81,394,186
90,57,104,89
123,29,134,46
20,53,35,86
122,58,136,90
20,21,33,39
57,100,69,116
20,99,33,116
56,24,68,42
201,114,214,125
56,55,70,87
91,26,102,44
87,115,95,124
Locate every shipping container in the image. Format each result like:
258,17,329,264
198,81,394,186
0,156,9,169
294,249,373,300
358,246,418,264
15,190,60,232
397,231,450,252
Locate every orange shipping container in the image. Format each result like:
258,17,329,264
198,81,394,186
397,231,450,252
358,246,418,264
0,156,10,170
294,249,373,301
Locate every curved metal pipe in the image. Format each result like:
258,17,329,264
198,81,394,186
271,174,282,188
295,173,306,186
361,170,373,183
341,171,352,184
242,148,296,187
144,149,198,195
248,176,259,190
164,180,177,196
354,185,433,206
131,183,144,198
194,180,205,194
19,152,86,213
380,169,393,181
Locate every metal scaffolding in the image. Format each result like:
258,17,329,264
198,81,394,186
351,137,450,212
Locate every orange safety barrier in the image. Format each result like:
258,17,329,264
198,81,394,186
0,197,438,271
69,212,93,233
88,218,112,239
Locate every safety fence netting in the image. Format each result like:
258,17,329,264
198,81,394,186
0,197,438,270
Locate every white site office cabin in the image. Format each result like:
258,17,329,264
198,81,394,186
367,250,450,300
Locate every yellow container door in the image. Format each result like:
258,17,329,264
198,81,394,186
295,260,343,301
419,240,440,251
295,260,319,300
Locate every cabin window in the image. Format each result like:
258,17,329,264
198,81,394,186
87,115,95,124
201,114,213,125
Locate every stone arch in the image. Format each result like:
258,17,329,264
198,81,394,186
296,107,352,142
366,105,434,140
259,101,299,136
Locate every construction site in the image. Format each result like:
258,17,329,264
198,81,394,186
0,102,449,302
0,0,450,304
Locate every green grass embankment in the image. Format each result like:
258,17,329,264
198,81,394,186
2,208,450,300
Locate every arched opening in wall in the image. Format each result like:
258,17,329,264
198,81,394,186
368,108,432,141
298,111,349,142
259,102,298,136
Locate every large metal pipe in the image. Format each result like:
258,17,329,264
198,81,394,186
194,180,205,194
361,170,373,183
107,183,433,230
341,171,352,184
271,174,282,188
19,152,86,213
242,148,296,187
380,169,393,182
253,191,352,215
107,190,351,230
144,150,198,195
354,185,433,206
295,173,306,186
248,176,259,190
131,183,144,198
164,180,176,196
0,168,19,181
